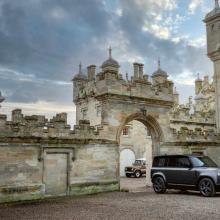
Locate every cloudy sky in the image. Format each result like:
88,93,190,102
0,0,215,125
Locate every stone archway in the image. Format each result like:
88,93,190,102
116,112,164,157
117,112,164,187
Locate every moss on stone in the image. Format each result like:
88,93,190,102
70,183,119,196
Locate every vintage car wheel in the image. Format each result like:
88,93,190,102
126,173,131,177
134,170,142,178
153,176,167,194
199,178,216,197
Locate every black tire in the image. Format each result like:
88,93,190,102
199,178,216,197
134,170,142,178
126,173,131,178
153,176,167,194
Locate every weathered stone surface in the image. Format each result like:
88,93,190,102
1,2,220,203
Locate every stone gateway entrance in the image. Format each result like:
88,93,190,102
1,1,220,203
118,115,162,188
44,153,68,196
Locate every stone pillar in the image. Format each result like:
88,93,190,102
133,63,139,80
214,60,220,132
139,64,144,79
12,109,23,123
87,65,96,81
204,0,220,132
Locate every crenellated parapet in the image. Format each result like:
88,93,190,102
169,125,217,143
168,73,217,143
0,110,100,140
72,50,174,108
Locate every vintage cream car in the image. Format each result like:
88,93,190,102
125,158,146,178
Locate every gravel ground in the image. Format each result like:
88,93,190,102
120,176,148,192
1,179,220,220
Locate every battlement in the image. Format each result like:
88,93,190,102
170,105,215,124
0,110,100,140
169,125,217,143
73,66,174,105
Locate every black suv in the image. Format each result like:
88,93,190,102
151,155,220,197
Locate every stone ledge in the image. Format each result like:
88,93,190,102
170,119,215,126
0,137,118,145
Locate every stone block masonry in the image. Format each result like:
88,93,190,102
0,113,119,203
1,0,220,203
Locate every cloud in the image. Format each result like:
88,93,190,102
0,0,214,113
117,0,212,75
188,0,202,14
1,101,76,126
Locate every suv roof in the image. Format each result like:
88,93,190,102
154,155,203,158
136,158,146,161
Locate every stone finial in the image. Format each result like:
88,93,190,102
195,73,202,82
108,46,112,59
126,72,129,81
79,62,82,74
189,96,192,105
158,57,161,69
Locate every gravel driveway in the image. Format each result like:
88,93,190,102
1,187,220,220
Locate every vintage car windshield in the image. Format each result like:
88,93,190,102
133,160,143,165
191,156,218,168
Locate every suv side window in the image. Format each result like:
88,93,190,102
153,157,166,167
167,157,177,167
167,157,190,168
177,157,191,168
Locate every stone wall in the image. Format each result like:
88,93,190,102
0,111,119,203
120,120,152,159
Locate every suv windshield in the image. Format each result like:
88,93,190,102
191,156,218,168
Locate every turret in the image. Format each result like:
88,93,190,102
101,47,120,74
204,0,220,132
195,73,203,95
152,58,168,84
72,63,87,102
204,0,220,60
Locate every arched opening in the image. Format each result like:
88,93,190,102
117,113,163,192
120,149,135,177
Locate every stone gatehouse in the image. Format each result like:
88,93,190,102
1,1,220,203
